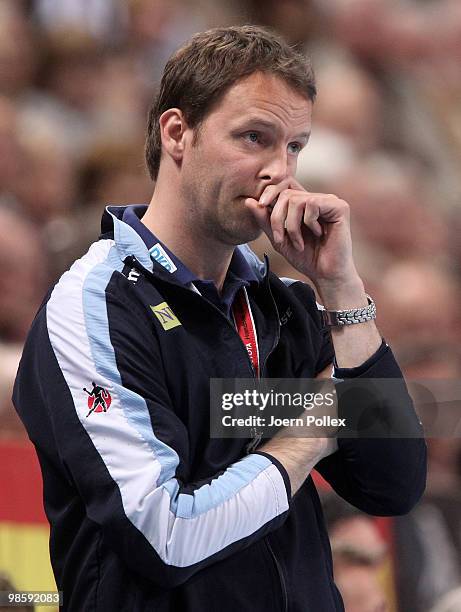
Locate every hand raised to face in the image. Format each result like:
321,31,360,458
244,178,358,286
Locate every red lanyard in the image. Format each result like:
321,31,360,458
232,287,260,378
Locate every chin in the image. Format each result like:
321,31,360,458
221,223,262,246
209,204,262,245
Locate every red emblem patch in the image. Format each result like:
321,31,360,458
83,382,112,417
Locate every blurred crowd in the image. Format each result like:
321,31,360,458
0,0,460,610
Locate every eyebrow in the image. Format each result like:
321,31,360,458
237,118,311,141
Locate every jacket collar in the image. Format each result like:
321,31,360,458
101,204,267,285
101,205,154,272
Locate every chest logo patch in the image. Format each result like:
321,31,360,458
150,302,182,330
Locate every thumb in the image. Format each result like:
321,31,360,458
244,197,273,240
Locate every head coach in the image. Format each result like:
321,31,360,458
13,25,426,611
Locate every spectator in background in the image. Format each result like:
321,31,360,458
377,260,460,351
125,0,209,85
333,548,387,612
394,496,461,612
244,0,320,47
322,493,389,612
0,206,48,435
13,121,78,225
32,0,128,43
311,59,384,155
0,343,23,438
79,139,152,207
0,207,48,343
0,1,36,98
330,158,448,265
23,30,106,158
0,96,22,204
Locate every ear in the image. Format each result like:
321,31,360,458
159,108,189,164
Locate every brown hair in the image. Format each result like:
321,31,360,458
145,25,316,180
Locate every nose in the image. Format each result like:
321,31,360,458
258,149,289,186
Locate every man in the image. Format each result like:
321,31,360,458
13,26,426,611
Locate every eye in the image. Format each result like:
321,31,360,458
288,142,302,155
244,132,261,144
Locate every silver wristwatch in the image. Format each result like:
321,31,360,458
319,294,376,327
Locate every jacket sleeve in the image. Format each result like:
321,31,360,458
284,278,426,515
13,254,291,588
315,345,427,516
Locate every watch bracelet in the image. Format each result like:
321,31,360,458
320,294,376,327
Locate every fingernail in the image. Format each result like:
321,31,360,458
273,230,281,243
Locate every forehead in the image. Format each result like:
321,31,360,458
208,71,312,130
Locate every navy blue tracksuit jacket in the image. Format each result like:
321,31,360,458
13,205,426,611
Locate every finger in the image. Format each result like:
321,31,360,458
303,201,323,237
306,194,348,224
244,197,272,237
259,179,291,207
285,196,308,251
269,195,289,245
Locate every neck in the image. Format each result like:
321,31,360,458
142,179,234,291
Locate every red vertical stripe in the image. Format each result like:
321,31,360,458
0,440,47,524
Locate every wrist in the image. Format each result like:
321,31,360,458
315,275,366,310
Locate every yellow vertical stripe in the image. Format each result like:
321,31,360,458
0,522,57,611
